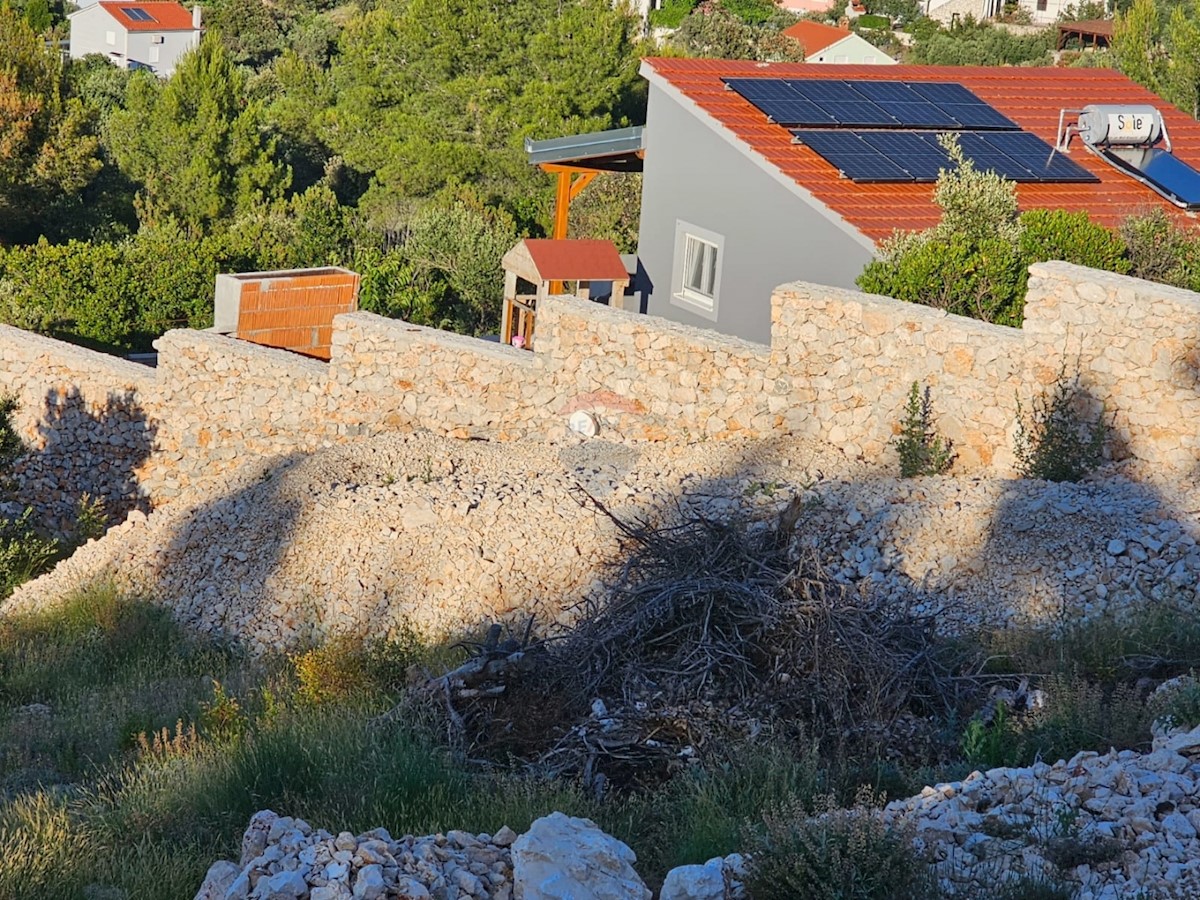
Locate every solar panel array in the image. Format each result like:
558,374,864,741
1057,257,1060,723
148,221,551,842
121,6,155,20
723,78,1018,130
722,77,1098,185
791,128,1096,183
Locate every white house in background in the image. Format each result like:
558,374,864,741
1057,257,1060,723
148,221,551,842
782,20,897,64
68,2,201,77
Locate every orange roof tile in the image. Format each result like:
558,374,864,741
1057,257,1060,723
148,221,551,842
523,239,629,281
98,1,196,32
782,21,854,57
642,58,1200,243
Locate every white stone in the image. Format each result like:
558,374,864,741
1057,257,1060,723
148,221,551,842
193,861,240,900
511,812,650,900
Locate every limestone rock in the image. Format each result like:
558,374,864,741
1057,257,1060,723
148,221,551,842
511,812,650,900
193,861,240,900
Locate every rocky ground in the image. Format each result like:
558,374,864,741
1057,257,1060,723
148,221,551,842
7,429,1200,648
6,430,1200,650
887,717,1200,899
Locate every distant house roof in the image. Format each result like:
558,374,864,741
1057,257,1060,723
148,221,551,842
96,1,195,31
641,57,1200,243
505,240,629,283
782,20,855,57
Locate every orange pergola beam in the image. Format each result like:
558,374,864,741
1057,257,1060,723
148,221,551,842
541,164,599,293
543,164,599,240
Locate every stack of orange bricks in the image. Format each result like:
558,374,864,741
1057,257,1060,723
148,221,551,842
234,270,360,360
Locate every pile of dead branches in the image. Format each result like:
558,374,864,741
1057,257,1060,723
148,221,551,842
421,496,978,786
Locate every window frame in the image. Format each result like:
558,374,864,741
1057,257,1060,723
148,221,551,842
671,220,724,322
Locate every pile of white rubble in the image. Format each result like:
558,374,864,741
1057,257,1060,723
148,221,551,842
194,809,746,900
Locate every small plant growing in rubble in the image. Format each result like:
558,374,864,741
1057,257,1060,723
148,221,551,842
1014,366,1106,482
745,787,936,899
894,381,954,478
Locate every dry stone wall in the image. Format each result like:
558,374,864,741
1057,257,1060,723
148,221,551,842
2,262,1200,522
0,326,157,529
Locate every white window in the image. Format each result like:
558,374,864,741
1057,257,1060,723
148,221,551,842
148,45,160,62
865,55,877,63
671,221,724,321
105,30,116,44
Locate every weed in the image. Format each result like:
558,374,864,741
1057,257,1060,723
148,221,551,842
961,702,1025,769
136,720,201,760
1014,366,1106,482
74,493,108,545
745,787,937,900
200,681,246,744
894,381,954,477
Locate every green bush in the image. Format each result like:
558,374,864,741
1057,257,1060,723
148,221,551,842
745,789,936,900
894,381,954,477
1014,367,1107,482
1018,209,1130,277
1119,208,1200,290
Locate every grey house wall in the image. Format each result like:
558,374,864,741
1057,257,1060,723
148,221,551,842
68,8,198,76
636,82,875,345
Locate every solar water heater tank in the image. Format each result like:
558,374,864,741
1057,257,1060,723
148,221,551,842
1079,105,1164,146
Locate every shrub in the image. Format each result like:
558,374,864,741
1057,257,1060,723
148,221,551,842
745,788,936,899
894,382,954,477
0,508,59,599
1148,674,1200,733
1018,209,1130,277
961,702,1025,769
1014,367,1107,482
292,630,425,706
1119,208,1200,290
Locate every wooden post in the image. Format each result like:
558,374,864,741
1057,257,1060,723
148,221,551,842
501,269,518,346
552,171,571,240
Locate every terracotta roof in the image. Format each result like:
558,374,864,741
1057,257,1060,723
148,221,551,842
642,57,1200,242
521,240,629,281
782,21,854,57
98,2,196,31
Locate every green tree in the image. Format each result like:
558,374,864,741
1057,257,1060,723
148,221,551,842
0,6,102,243
1113,0,1165,95
673,1,806,61
107,34,289,233
327,0,642,227
403,191,519,334
858,136,1130,326
207,0,285,68
910,17,1054,66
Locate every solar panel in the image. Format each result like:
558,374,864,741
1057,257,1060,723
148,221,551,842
887,102,961,129
121,6,154,20
941,103,1018,131
791,130,914,182
721,78,836,126
906,83,1019,130
907,82,988,106
794,128,1098,184
858,131,952,181
1103,147,1200,208
954,132,1041,181
979,132,1097,182
850,81,924,104
784,80,897,126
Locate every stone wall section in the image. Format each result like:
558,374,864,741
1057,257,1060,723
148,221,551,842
151,330,330,498
771,282,1027,468
1023,262,1200,471
0,326,157,528
2,262,1200,523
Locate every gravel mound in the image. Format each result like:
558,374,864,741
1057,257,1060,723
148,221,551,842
5,430,1200,650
